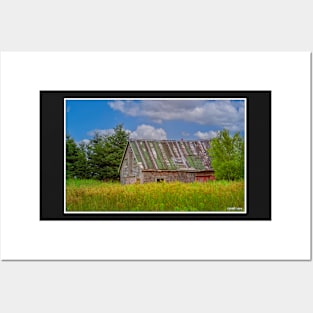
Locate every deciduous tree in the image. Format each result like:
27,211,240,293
207,129,244,180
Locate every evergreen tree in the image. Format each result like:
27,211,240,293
88,132,108,180
66,135,81,178
103,124,130,180
87,124,129,180
75,141,89,179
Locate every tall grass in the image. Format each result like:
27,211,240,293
66,179,244,212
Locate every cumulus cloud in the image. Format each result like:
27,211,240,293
87,129,115,137
108,99,245,130
194,130,218,140
130,124,167,140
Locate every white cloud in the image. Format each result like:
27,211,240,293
130,124,167,140
108,99,245,131
87,129,115,137
194,130,219,139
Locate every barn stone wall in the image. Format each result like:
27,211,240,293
142,170,214,183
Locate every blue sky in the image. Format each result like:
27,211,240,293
66,99,245,143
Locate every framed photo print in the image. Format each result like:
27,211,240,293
41,90,271,220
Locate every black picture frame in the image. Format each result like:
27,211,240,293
40,90,271,220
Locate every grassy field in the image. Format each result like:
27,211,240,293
66,179,244,212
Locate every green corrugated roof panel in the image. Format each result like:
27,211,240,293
128,139,212,171
129,141,142,163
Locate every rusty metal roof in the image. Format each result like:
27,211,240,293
128,139,213,171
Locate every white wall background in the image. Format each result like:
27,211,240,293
0,1,312,313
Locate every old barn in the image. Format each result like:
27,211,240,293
118,139,215,184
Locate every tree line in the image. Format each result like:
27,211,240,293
66,125,244,181
66,124,129,180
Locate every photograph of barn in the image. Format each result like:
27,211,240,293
65,97,245,213
119,139,215,184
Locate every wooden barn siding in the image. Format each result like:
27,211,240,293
122,176,138,184
120,146,141,184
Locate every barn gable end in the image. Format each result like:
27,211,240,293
119,143,143,184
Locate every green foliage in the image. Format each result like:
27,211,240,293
207,129,244,181
66,135,89,179
67,124,129,181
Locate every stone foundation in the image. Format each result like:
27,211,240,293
142,170,214,183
